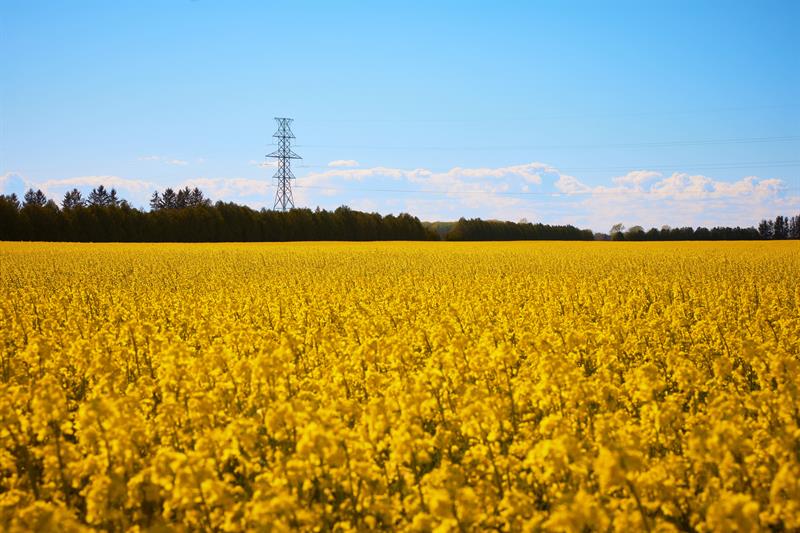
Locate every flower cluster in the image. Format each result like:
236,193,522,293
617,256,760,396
0,241,798,531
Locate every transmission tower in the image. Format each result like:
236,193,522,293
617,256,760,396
267,117,301,211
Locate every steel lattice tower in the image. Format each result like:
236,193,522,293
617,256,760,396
267,117,301,211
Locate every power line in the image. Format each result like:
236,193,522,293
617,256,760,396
294,135,800,152
294,184,800,198
550,160,800,172
301,103,799,123
293,159,800,173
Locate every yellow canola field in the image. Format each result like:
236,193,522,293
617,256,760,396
1,241,799,532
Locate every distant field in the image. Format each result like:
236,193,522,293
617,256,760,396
1,242,798,530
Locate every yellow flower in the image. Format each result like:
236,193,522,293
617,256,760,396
0,241,797,530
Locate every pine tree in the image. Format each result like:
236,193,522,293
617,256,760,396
1,193,21,210
189,187,210,207
23,188,48,207
150,191,163,211
161,188,177,209
62,188,84,209
88,185,111,206
176,187,191,209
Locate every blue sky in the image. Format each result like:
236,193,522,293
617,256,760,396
1,0,798,231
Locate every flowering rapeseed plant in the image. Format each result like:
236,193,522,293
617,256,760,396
0,241,798,531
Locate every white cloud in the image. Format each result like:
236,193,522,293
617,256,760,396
554,174,592,194
350,198,378,212
328,159,360,168
290,162,560,221
37,175,154,193
558,171,788,200
302,162,550,188
9,175,157,208
612,170,661,189
431,162,549,185
289,162,796,229
180,177,270,200
205,164,778,228
176,177,295,209
548,170,796,231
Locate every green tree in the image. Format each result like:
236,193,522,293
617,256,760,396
758,219,773,239
88,185,113,207
789,215,800,239
161,188,177,209
23,188,48,207
773,215,788,239
62,189,84,209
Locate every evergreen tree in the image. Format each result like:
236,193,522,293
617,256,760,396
161,188,177,209
88,185,111,207
62,188,84,209
189,187,210,207
0,194,22,241
1,193,21,210
176,187,191,209
23,189,48,207
150,191,163,211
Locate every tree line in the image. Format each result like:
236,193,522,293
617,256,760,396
605,215,800,241
1,185,797,242
441,218,595,241
0,187,437,242
756,215,800,240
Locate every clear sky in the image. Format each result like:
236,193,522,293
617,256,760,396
1,0,798,232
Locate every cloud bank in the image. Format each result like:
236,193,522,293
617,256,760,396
292,163,796,229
